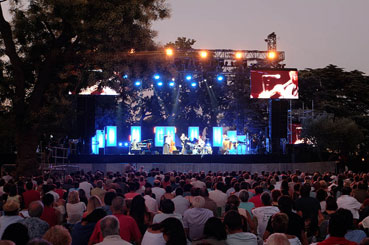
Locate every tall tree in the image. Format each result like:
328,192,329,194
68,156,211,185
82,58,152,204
0,0,169,176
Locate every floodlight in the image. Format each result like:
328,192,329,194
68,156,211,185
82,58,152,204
217,75,224,82
169,81,175,87
191,82,197,87
166,48,173,56
157,81,163,87
154,74,160,80
200,51,208,58
235,52,242,59
267,51,276,59
134,81,141,86
186,75,192,81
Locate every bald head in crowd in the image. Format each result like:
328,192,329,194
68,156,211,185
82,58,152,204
28,201,44,218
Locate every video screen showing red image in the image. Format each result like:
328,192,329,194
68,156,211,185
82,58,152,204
250,69,298,99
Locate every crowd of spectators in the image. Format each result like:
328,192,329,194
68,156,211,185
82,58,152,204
0,168,369,244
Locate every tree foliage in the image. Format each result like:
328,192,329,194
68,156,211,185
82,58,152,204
0,0,170,175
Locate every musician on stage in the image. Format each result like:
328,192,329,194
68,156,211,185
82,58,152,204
163,134,171,155
180,133,188,155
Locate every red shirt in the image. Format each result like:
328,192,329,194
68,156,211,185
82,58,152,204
318,236,357,245
40,206,58,227
55,189,65,200
22,190,41,208
89,213,141,244
124,192,140,200
249,194,263,208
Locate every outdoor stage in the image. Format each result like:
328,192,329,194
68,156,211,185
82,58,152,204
70,154,337,174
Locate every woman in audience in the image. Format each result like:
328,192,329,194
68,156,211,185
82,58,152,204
66,190,86,225
43,225,72,245
141,223,166,245
78,189,88,206
161,186,175,200
270,213,302,245
223,210,258,245
130,195,154,235
2,223,29,245
83,195,102,218
161,217,187,245
193,217,227,245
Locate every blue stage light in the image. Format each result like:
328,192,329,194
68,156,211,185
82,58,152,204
217,75,224,81
154,74,160,80
157,81,163,87
169,81,175,87
134,81,141,86
124,142,129,147
118,142,123,147
191,82,197,87
123,74,128,79
186,75,192,81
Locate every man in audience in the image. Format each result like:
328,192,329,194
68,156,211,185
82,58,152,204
317,212,356,245
252,192,279,237
266,233,290,245
21,200,50,239
96,215,131,245
102,191,117,215
22,181,41,209
249,186,264,208
40,193,60,227
143,187,158,213
151,180,165,204
89,196,141,244
209,182,227,209
223,210,258,245
0,200,24,238
152,199,183,224
183,196,213,241
79,177,93,199
172,187,190,216
337,187,361,220
200,188,218,216
91,180,106,203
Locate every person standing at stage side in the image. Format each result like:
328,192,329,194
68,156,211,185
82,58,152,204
180,133,187,155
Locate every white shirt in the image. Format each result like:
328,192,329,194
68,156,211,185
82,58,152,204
96,235,131,245
152,213,183,225
289,237,302,245
46,190,60,202
252,205,279,236
144,195,158,213
141,231,166,245
66,202,86,224
337,195,361,219
152,187,165,204
172,195,190,216
209,189,227,208
79,181,93,198
0,215,24,238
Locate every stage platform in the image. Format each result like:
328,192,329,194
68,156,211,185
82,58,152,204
70,154,338,174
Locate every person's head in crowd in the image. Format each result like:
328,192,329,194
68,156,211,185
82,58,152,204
223,210,244,233
215,182,225,192
78,189,87,200
277,195,293,213
190,187,200,197
300,183,311,197
325,196,338,212
271,189,282,203
128,182,137,193
328,212,349,237
130,195,147,219
192,196,205,208
271,213,289,233
238,190,250,203
165,186,172,194
175,187,184,196
2,223,29,245
68,190,80,204
261,192,272,206
336,208,354,230
0,241,15,245
144,187,152,196
225,195,240,212
42,194,54,207
26,181,34,191
254,186,263,195
160,199,175,214
316,189,328,202
199,188,210,198
341,187,352,196
104,192,117,206
161,218,187,245
96,180,103,189
111,196,125,213
266,233,290,245
26,238,51,245
203,217,227,241
28,201,44,218
87,195,102,213
100,215,120,238
153,180,161,187
43,225,71,245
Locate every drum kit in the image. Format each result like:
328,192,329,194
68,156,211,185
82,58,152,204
183,139,212,155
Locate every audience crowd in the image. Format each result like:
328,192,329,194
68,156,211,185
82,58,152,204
0,167,369,244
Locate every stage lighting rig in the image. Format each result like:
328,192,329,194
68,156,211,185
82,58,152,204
153,74,160,80
134,81,141,87
191,82,197,88
235,52,243,59
200,51,208,58
185,75,192,81
169,81,175,87
217,75,225,82
166,48,174,56
157,81,163,87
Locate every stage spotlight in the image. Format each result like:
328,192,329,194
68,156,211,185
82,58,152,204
154,74,160,80
157,81,163,87
134,81,141,87
235,52,242,59
169,81,175,87
185,75,192,81
200,51,208,58
118,142,123,147
122,74,128,79
166,48,173,56
267,51,276,59
124,142,129,147
191,82,197,87
217,75,224,82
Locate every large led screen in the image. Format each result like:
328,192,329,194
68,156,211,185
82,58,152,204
250,69,298,99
